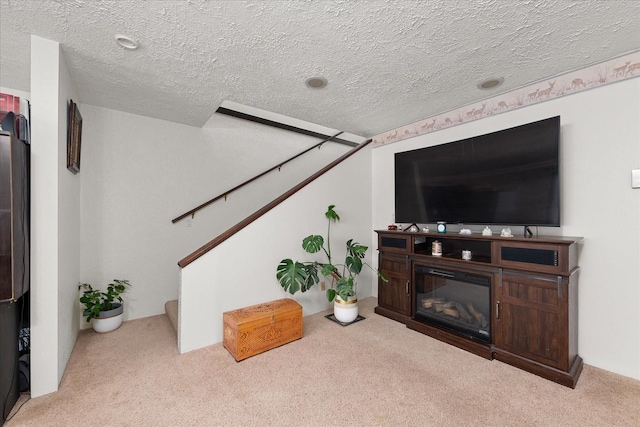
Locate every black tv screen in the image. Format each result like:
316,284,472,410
394,116,560,227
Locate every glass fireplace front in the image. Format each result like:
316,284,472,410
414,264,491,343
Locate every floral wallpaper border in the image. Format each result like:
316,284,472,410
372,50,640,148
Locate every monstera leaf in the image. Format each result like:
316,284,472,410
302,235,324,254
346,239,367,258
321,263,339,279
276,259,319,294
346,255,363,276
346,239,367,275
335,276,355,302
325,205,340,222
325,288,336,302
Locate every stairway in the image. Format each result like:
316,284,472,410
165,300,178,336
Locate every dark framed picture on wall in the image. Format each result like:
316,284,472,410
67,99,83,174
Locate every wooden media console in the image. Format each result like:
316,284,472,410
374,229,582,388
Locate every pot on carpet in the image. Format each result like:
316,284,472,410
276,205,387,325
333,295,358,323
79,279,131,333
91,303,124,333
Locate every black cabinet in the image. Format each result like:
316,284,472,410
0,130,30,420
0,131,29,302
1,300,20,421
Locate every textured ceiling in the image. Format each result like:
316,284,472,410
1,0,639,137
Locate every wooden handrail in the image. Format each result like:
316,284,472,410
178,138,372,268
172,132,344,224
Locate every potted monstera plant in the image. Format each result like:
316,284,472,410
276,205,386,323
79,279,130,333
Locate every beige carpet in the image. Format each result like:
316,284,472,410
6,297,640,426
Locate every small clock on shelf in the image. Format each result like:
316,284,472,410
437,222,447,233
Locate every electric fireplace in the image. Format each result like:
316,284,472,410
414,264,492,343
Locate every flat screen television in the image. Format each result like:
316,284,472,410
394,116,560,227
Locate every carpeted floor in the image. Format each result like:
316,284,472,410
5,297,640,426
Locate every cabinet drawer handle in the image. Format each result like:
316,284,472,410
496,301,500,319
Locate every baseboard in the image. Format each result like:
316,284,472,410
373,306,409,324
492,348,583,388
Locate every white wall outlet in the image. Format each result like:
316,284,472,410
632,169,640,189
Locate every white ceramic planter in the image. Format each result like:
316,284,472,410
334,296,358,323
91,303,124,333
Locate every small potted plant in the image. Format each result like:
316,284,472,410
276,205,386,323
79,279,130,333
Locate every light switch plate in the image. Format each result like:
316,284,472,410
632,169,640,189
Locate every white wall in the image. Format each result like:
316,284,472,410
29,35,81,397
79,105,352,323
371,77,640,379
56,46,81,383
179,145,373,353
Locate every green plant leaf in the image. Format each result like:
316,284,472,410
336,277,353,292
320,263,338,278
325,205,340,222
346,239,367,259
276,259,319,294
300,263,320,292
336,277,355,301
276,259,302,294
79,280,130,321
302,235,324,254
326,289,336,302
346,256,363,275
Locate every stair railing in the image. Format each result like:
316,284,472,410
171,131,345,224
178,138,372,268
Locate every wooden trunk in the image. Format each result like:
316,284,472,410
223,298,303,361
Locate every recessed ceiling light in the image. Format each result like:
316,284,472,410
477,77,504,90
305,77,328,89
115,34,139,50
